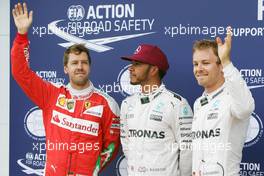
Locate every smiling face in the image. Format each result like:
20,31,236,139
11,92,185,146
64,52,90,90
193,48,224,93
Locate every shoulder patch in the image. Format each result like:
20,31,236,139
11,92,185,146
167,90,182,101
173,94,182,101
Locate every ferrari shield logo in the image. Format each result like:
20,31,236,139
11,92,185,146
85,101,91,109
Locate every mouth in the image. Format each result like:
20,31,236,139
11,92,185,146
195,75,208,82
196,74,208,78
75,72,85,75
130,74,136,78
75,73,86,78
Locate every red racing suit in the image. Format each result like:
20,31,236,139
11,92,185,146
11,33,120,176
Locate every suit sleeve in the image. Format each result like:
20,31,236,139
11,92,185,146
177,98,193,176
223,63,255,119
94,96,120,173
191,99,202,175
11,33,56,109
120,100,129,159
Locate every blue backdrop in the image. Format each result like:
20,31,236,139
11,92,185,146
10,0,264,175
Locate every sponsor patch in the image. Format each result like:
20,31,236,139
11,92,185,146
150,114,163,122
56,94,75,112
83,105,103,117
192,128,221,139
207,113,218,120
200,97,208,106
67,99,75,110
110,129,120,135
140,97,150,104
128,129,165,139
58,97,66,107
111,123,120,129
126,114,134,119
51,110,99,136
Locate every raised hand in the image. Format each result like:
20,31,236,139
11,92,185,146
216,26,232,67
12,2,33,34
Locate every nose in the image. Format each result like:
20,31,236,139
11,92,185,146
194,63,204,75
196,63,204,71
77,62,83,69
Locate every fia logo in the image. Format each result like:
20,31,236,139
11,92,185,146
67,5,85,21
24,106,45,141
244,112,263,147
115,155,128,176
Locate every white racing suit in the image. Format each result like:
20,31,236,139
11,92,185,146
192,63,255,176
120,84,193,176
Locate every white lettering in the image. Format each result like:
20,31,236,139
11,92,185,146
87,4,134,19
241,162,261,171
36,71,57,78
51,111,99,136
258,0,264,20
240,69,262,77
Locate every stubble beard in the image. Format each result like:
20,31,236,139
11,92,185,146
72,75,89,87
129,65,151,86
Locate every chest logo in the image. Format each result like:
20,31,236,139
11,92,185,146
51,111,99,136
83,105,103,117
67,100,75,110
56,94,75,112
58,97,66,107
207,113,218,120
85,101,92,109
150,114,163,122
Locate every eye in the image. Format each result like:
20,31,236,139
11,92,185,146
81,61,88,64
132,62,141,66
202,61,210,65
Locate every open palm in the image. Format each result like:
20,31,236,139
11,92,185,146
12,3,33,34
216,27,232,67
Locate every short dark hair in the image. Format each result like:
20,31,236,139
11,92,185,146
63,44,91,66
193,39,221,64
158,70,166,80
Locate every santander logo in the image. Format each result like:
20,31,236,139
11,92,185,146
52,115,60,123
51,111,99,136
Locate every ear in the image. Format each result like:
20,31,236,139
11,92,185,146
151,66,159,76
64,66,68,74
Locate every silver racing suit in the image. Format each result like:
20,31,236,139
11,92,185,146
120,84,193,176
192,63,255,176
